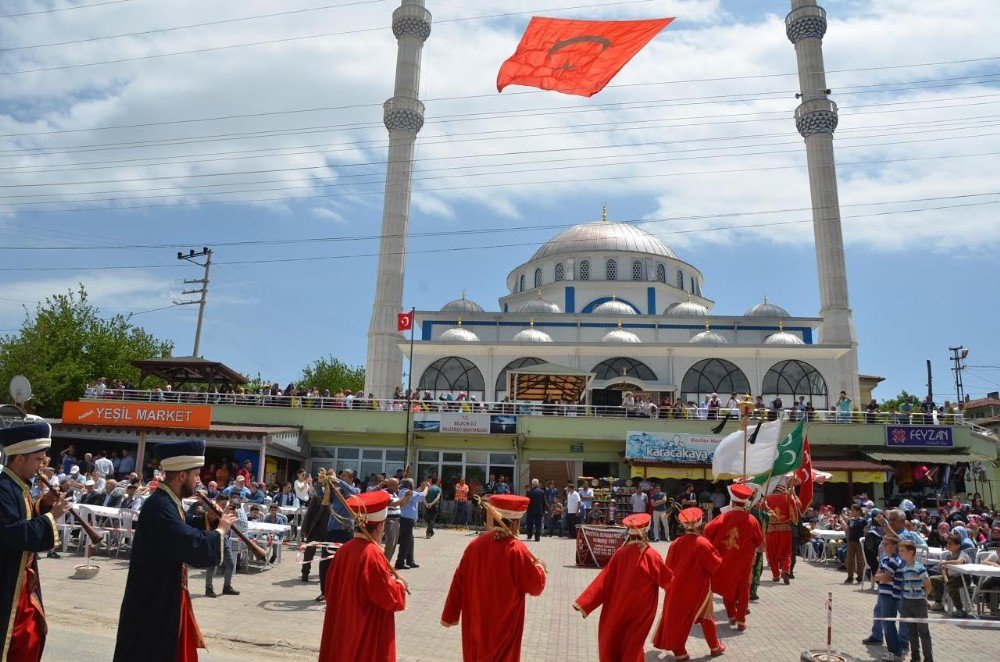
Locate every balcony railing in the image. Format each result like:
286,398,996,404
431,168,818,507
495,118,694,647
77,389,993,434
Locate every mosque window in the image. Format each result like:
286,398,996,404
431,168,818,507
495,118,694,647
606,259,617,281
592,357,657,381
762,360,829,409
519,274,525,292
418,357,485,398
495,357,546,395
631,260,642,281
579,260,590,280
656,264,665,283
554,263,564,282
690,276,695,293
680,359,750,404
676,269,684,289
534,268,542,288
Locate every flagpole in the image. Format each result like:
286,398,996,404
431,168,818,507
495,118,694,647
403,306,416,475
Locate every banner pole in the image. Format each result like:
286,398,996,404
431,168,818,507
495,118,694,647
403,307,416,474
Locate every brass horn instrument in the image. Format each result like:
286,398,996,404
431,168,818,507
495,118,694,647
196,491,268,560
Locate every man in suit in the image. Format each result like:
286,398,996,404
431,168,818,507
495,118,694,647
97,479,123,509
525,479,547,542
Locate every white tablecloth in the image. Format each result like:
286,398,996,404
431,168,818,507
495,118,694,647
247,521,291,535
73,503,126,519
810,529,845,541
949,563,1000,617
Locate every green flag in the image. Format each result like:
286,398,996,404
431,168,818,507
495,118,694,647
751,419,805,487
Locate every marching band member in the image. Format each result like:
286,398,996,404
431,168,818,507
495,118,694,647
1,420,70,662
652,507,725,661
763,474,813,585
442,494,546,661
318,491,407,662
703,483,763,630
113,440,235,662
573,512,673,661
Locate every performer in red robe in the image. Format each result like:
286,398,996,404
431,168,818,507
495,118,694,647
574,513,673,662
763,475,812,585
318,491,407,662
442,494,546,662
653,507,725,661
703,484,763,630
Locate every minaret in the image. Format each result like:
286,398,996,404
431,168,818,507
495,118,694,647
365,0,431,399
786,0,860,403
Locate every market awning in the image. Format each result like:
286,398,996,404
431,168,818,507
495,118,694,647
508,363,595,403
813,459,893,472
131,356,248,386
864,451,993,465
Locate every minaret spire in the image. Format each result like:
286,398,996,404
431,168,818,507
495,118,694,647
365,1,432,399
786,0,859,403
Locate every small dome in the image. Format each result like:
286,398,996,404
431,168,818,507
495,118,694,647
439,324,479,343
690,324,728,345
592,295,636,316
513,321,553,343
665,299,710,317
441,291,484,313
601,322,641,344
744,296,789,318
764,322,803,345
518,294,561,314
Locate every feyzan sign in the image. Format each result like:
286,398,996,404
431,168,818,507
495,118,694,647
885,425,954,448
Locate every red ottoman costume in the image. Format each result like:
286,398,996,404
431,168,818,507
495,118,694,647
703,484,763,630
763,475,813,584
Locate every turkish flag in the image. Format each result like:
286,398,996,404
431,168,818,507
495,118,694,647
397,311,413,332
497,17,674,97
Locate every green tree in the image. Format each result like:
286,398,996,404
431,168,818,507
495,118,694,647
880,389,921,412
0,286,173,416
298,356,365,394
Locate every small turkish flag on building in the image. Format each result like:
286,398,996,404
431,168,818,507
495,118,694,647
497,17,674,97
397,311,414,332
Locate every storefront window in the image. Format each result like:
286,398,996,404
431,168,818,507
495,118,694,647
312,446,404,479
412,450,518,494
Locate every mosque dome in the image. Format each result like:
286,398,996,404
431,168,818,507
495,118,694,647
439,319,479,342
517,294,562,314
744,297,790,318
513,321,553,343
441,291,484,313
764,322,804,346
530,220,676,261
690,324,729,345
592,295,636,316
665,299,711,317
601,322,641,344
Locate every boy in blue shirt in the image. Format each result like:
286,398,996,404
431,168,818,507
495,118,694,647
897,540,933,662
867,535,906,662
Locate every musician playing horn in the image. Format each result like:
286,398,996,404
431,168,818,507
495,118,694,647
1,419,71,662
441,494,546,662
113,440,236,662
703,483,764,631
318,490,407,662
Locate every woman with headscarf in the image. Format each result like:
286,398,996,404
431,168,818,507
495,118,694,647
951,525,977,552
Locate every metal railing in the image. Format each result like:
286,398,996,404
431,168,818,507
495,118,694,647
79,388,987,431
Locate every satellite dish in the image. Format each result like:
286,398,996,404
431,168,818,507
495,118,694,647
9,376,31,406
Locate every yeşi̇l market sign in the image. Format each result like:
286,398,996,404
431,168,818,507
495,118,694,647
626,431,722,464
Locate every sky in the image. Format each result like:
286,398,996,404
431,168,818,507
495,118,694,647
0,0,998,402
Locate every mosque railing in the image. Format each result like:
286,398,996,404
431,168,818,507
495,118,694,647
77,388,990,433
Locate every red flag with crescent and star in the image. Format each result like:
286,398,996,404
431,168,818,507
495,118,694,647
497,17,674,97
397,311,413,332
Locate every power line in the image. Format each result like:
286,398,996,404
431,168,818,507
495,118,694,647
0,198,996,271
0,191,996,251
0,0,131,18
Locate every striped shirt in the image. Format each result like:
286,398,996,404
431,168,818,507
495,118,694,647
877,553,904,598
899,562,929,600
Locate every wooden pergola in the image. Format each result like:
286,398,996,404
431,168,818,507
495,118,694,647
130,357,248,388
507,363,595,403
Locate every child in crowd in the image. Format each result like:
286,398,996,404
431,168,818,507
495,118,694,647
864,535,906,662
897,540,933,662
841,504,867,583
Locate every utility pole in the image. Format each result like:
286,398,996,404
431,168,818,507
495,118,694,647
174,247,212,357
948,346,969,403
926,359,933,401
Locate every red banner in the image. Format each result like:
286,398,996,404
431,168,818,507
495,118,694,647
497,17,674,97
575,525,629,568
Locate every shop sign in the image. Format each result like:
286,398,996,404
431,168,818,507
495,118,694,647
575,525,628,568
61,401,212,429
885,425,953,448
413,412,514,434
569,443,584,453
625,430,722,464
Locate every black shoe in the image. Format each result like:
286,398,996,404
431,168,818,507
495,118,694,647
788,572,795,580
47,551,61,559
844,578,854,584
206,589,217,598
861,637,882,645
269,554,277,564
301,575,309,583
315,593,325,602
395,563,408,570
222,586,240,596
749,595,759,602
407,562,419,568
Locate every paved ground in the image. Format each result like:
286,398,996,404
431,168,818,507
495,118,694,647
38,530,996,660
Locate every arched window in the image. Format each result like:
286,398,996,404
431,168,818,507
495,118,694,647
631,260,643,281
761,360,829,409
533,268,542,288
495,357,545,395
518,274,525,292
592,357,657,381
418,357,485,397
680,359,750,404
676,269,684,289
579,260,590,280
656,264,665,283
554,263,564,282
606,259,617,281
690,276,695,293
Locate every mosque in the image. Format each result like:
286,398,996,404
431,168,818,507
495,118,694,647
406,211,853,411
